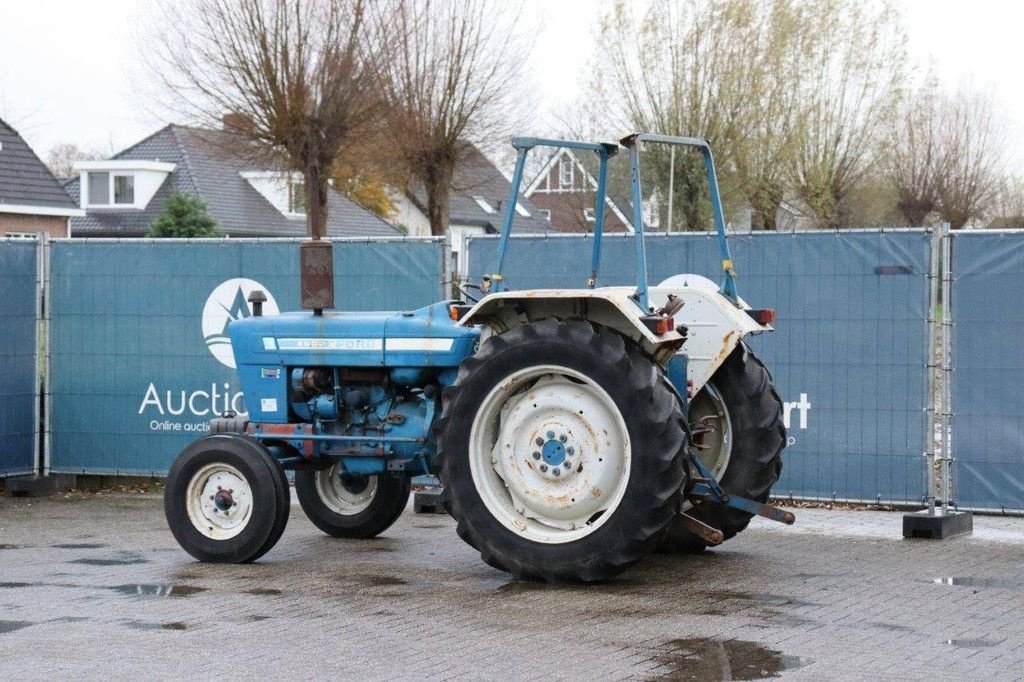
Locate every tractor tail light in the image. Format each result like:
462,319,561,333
449,304,473,322
748,308,776,326
641,315,675,335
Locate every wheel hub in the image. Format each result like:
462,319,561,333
185,463,254,540
534,433,576,479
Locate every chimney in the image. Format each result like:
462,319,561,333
222,112,252,133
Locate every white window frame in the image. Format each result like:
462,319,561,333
539,209,551,221
288,178,307,216
85,172,137,207
558,158,574,188
112,173,135,205
5,232,36,240
583,207,596,222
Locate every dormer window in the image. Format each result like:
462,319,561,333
558,158,574,188
584,207,596,222
76,160,175,210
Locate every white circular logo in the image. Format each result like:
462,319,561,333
202,278,279,368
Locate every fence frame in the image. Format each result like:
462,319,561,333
41,235,447,476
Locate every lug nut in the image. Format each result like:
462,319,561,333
539,464,548,472
567,446,574,455
563,461,571,470
552,468,561,476
532,451,541,460
559,434,567,442
535,437,544,446
546,430,555,439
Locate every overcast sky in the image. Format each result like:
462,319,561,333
1,0,1021,163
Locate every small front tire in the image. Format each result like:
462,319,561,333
164,434,290,563
295,464,411,539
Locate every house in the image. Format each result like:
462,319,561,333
390,143,551,276
0,117,82,238
64,125,398,238
523,147,633,234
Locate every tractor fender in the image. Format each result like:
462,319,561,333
649,274,770,393
458,287,685,365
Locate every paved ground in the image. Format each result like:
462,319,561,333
0,493,1022,681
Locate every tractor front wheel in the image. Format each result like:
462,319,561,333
164,434,290,563
435,319,687,582
295,464,411,538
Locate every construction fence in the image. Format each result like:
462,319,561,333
0,230,1020,512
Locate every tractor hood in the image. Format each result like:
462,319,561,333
228,300,480,368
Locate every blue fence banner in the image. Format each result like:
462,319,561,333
467,230,931,503
46,238,445,475
0,238,40,477
951,231,1024,512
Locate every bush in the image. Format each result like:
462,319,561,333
148,191,221,237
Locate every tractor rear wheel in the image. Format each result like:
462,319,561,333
164,434,290,563
435,319,687,582
295,464,411,538
659,342,785,553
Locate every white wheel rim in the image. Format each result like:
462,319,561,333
469,364,631,544
185,463,254,540
315,463,378,516
689,383,732,479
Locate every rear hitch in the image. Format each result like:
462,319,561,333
685,455,796,527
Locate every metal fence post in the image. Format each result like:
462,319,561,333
940,223,953,512
924,226,940,514
42,235,52,476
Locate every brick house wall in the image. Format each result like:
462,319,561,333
0,213,69,238
526,150,630,234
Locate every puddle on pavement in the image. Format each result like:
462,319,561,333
0,582,34,589
0,544,22,550
245,587,282,596
702,590,818,609
946,639,999,649
70,556,149,566
0,620,33,634
122,619,191,631
110,584,208,598
932,577,1023,590
246,615,271,622
52,543,108,550
346,574,408,587
653,638,803,680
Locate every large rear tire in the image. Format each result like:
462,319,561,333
164,434,290,563
435,319,687,582
660,342,785,553
295,464,411,538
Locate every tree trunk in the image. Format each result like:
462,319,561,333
424,162,453,237
750,186,782,230
305,162,329,239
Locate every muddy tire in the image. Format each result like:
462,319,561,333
435,319,687,582
295,464,410,538
660,342,785,553
164,434,290,563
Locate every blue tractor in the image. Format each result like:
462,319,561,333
164,134,792,582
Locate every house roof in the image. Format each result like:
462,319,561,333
65,125,398,238
407,143,552,234
0,117,79,214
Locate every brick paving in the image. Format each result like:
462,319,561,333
0,493,1022,680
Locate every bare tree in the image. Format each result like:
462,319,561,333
376,0,527,237
45,143,104,179
989,175,1024,228
886,74,942,226
935,84,1007,228
790,0,906,227
150,0,384,238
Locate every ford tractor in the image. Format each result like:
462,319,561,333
164,134,792,582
